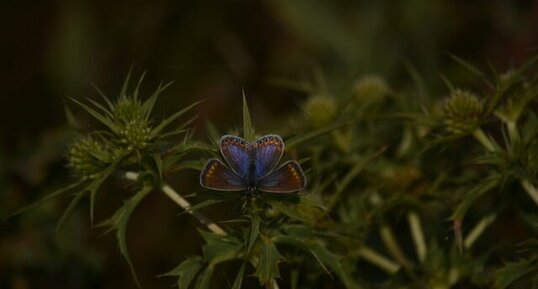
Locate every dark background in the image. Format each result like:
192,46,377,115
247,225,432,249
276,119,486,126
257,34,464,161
1,1,538,288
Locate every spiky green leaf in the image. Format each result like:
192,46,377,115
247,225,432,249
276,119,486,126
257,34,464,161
199,230,243,266
231,262,247,289
242,92,255,141
89,81,114,110
494,258,537,289
69,96,119,133
151,154,163,185
89,157,124,223
57,189,86,231
7,179,85,219
133,71,147,100
160,256,204,289
150,100,202,139
255,235,282,285
85,97,114,118
452,175,501,221
450,55,493,88
265,195,326,225
64,103,80,129
120,67,133,99
247,214,261,256
108,185,152,287
194,265,214,289
274,229,362,289
142,81,173,120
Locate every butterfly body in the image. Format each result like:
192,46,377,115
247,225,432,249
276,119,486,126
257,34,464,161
200,134,306,193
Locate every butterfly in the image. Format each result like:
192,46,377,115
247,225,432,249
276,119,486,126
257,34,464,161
200,134,306,193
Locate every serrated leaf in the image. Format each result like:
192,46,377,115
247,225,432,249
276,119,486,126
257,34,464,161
231,262,247,289
69,96,119,133
57,189,87,231
58,152,124,230
89,158,123,223
100,185,152,287
255,235,282,285
265,195,326,225
494,258,537,289
194,266,214,289
242,92,255,141
150,100,202,139
160,256,204,289
199,231,243,266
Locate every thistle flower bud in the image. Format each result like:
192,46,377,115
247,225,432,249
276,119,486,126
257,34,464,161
68,136,111,179
303,95,337,128
443,90,483,134
352,75,390,106
113,98,152,150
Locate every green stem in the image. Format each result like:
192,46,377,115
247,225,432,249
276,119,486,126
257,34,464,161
472,128,496,152
407,212,427,262
379,224,414,270
124,171,226,236
507,121,519,143
463,214,496,249
356,246,400,274
520,179,538,208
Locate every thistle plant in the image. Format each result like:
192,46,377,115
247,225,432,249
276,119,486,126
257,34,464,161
10,56,538,288
163,96,359,289
10,71,210,287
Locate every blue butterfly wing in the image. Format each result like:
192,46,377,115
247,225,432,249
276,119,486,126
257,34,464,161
220,135,250,177
200,159,247,191
251,135,284,179
257,161,306,193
